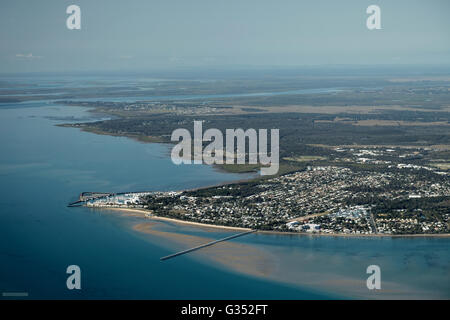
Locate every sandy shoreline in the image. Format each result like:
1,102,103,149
258,230,450,238
104,207,252,231
97,207,450,238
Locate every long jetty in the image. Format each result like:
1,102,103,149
160,230,257,261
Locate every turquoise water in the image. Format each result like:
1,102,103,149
0,78,448,299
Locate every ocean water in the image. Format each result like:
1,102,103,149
0,78,448,299
0,101,334,299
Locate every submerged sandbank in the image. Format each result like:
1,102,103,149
97,207,446,299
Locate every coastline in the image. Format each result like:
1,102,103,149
63,107,449,240
104,207,253,231
96,206,450,238
4,85,449,299
62,122,264,176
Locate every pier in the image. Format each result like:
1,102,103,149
160,230,257,261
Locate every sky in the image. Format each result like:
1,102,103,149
0,0,449,73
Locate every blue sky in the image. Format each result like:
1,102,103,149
1,0,449,73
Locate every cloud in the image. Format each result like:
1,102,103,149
15,53,42,59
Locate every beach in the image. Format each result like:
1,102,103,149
102,207,450,238
107,207,253,231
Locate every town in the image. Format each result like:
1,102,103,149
84,146,450,235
